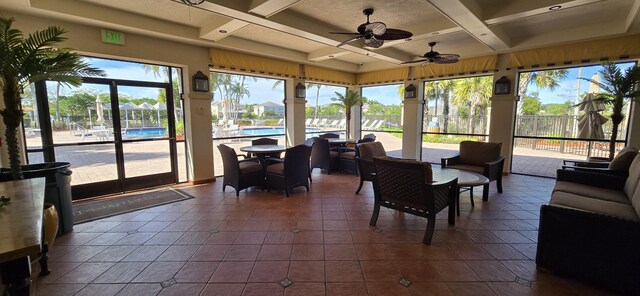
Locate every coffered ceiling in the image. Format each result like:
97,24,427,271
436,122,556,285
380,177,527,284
2,0,639,73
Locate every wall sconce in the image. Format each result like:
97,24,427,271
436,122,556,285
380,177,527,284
192,71,209,92
295,82,306,98
494,76,511,95
404,83,416,98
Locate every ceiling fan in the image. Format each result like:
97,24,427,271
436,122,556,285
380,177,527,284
402,42,460,65
330,8,413,48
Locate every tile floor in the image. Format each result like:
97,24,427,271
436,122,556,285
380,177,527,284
34,171,617,296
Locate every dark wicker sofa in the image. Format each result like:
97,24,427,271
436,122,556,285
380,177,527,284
536,154,640,295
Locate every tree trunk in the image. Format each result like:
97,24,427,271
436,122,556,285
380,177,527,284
609,123,618,161
345,110,351,138
1,83,24,179
314,87,320,120
443,95,450,133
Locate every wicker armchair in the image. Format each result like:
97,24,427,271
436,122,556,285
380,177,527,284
310,137,339,174
218,144,264,197
441,141,504,201
339,137,375,174
304,138,315,182
371,157,458,244
318,133,339,139
265,144,312,197
355,141,386,194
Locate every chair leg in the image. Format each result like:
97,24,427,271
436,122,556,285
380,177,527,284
470,187,475,207
497,177,503,193
308,169,312,183
423,217,436,245
223,185,226,192
482,184,489,201
235,189,240,197
355,178,364,195
369,204,380,226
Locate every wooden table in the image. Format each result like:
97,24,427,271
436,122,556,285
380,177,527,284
327,138,355,145
0,177,45,296
432,168,489,215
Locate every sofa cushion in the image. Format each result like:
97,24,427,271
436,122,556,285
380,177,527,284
550,191,640,222
624,154,640,200
266,162,284,175
553,181,631,204
459,141,501,166
633,181,640,218
608,148,638,171
446,164,484,175
360,142,386,160
239,161,263,174
329,151,340,158
340,151,356,160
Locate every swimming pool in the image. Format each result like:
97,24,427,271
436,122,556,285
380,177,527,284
123,127,166,137
242,127,321,136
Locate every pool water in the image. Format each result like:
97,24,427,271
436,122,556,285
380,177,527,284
123,127,166,137
242,127,321,136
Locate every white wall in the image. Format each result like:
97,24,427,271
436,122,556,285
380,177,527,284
3,11,215,183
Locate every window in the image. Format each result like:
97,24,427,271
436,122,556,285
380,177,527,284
362,84,403,157
304,83,346,137
421,76,492,164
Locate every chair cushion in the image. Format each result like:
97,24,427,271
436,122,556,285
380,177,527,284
330,151,340,158
550,191,639,222
553,181,630,204
459,141,501,166
360,142,386,160
266,163,284,175
445,164,484,175
608,149,638,171
624,154,640,201
239,161,263,174
340,151,356,159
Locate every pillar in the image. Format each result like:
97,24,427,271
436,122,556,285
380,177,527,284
184,67,215,183
348,86,362,140
401,68,424,160
489,54,518,174
285,76,306,146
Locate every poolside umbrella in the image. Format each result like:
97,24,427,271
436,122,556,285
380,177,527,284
95,94,104,125
577,74,608,139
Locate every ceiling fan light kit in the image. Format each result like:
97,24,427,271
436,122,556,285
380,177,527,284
402,42,460,65
180,0,205,6
329,8,413,48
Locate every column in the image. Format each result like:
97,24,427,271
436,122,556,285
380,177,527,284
401,68,424,159
184,67,215,184
489,54,518,174
348,86,362,140
285,76,306,146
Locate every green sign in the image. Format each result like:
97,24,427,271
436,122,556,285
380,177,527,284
101,29,125,45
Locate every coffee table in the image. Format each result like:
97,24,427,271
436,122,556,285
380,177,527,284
432,168,490,216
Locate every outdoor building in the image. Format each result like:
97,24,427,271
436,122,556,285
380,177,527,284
0,0,639,295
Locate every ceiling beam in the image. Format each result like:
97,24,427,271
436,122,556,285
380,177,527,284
484,0,604,25
626,0,640,32
426,0,511,51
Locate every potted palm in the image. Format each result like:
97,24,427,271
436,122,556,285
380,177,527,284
0,16,103,179
581,62,640,160
331,90,367,138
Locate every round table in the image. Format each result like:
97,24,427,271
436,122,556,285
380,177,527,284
239,144,287,154
327,138,355,145
431,168,489,215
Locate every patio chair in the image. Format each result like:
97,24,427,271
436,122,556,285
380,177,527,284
363,133,376,141
339,138,375,174
361,119,370,129
371,156,458,245
318,118,328,127
355,141,386,194
318,133,339,139
364,120,378,130
217,144,264,197
265,144,312,197
441,141,504,201
311,118,319,126
371,120,385,130
304,138,315,182
310,137,339,174
305,118,312,125
337,119,346,128
329,120,339,127
562,146,638,177
248,138,281,159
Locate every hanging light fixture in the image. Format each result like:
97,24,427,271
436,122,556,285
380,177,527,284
180,0,204,5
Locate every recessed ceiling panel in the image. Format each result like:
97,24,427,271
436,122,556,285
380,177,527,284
233,24,327,53
399,31,493,59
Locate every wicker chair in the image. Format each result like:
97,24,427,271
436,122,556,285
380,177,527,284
265,144,312,197
339,137,375,175
441,141,504,201
248,138,281,159
318,133,339,139
371,157,458,244
362,133,376,141
304,138,315,182
310,137,339,174
355,141,386,194
218,144,264,197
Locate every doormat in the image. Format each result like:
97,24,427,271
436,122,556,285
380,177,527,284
73,187,195,224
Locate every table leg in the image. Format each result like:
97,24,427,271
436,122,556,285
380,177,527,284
0,256,32,296
469,187,475,207
449,190,457,224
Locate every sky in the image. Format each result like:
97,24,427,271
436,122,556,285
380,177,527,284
63,57,635,108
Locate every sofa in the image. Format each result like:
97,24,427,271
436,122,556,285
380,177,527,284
562,146,638,177
536,154,640,295
441,141,504,201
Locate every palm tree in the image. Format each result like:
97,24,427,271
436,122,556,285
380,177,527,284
452,77,493,134
517,70,569,114
0,17,104,179
230,81,250,120
581,62,640,160
308,83,322,120
331,90,367,137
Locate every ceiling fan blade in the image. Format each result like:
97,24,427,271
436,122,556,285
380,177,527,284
433,54,460,64
329,32,362,35
364,37,384,48
376,28,413,40
401,59,429,65
337,36,363,47
365,22,386,35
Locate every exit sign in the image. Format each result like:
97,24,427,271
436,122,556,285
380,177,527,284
101,29,125,45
